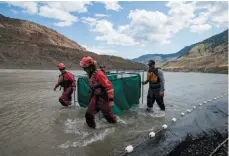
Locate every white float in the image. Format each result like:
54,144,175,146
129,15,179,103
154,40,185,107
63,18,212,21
162,124,168,129
181,112,185,116
149,132,155,138
125,145,134,153
172,118,177,122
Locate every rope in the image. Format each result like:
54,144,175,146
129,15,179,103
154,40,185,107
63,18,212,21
117,93,228,156
209,138,228,156
118,117,183,156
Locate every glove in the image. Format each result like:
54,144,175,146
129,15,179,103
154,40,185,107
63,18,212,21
159,91,164,97
142,81,146,85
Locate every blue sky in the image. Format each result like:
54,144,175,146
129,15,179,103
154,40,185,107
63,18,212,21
0,1,228,59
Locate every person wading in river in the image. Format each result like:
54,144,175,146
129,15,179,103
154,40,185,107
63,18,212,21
54,63,76,107
80,56,117,128
142,60,165,113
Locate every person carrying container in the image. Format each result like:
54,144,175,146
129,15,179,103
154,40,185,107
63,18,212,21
80,56,117,128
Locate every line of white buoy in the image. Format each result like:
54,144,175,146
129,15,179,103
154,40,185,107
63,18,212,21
122,93,228,155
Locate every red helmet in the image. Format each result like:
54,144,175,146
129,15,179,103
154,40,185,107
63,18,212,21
57,63,65,69
80,56,97,68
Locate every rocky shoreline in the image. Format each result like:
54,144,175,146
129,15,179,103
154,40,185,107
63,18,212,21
168,133,228,156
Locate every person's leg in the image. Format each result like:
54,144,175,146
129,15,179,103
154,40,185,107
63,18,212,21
146,88,156,111
85,96,99,128
59,88,72,106
155,90,165,111
67,87,73,105
99,97,117,123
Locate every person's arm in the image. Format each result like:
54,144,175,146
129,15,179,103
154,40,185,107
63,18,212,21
54,75,63,90
69,73,76,88
142,71,150,85
143,79,149,85
96,71,114,100
158,69,165,92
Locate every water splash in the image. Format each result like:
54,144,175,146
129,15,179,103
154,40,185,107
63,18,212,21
59,128,115,149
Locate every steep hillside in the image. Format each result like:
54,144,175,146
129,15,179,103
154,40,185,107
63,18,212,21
162,30,228,74
0,14,146,70
0,14,85,50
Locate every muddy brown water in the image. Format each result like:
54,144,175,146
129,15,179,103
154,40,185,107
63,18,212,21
0,69,227,156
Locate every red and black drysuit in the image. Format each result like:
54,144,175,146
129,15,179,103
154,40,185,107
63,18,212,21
55,71,76,106
85,70,117,128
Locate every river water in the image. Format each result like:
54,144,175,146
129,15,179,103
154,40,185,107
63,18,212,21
0,69,228,156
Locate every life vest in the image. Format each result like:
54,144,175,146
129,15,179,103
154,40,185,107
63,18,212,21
88,69,113,98
59,72,75,90
147,68,161,89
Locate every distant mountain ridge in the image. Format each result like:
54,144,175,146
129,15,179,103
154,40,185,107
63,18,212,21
132,43,198,64
132,29,228,74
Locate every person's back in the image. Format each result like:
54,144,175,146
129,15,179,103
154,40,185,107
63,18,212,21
58,71,75,90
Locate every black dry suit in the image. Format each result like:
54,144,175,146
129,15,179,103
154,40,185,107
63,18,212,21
146,68,165,111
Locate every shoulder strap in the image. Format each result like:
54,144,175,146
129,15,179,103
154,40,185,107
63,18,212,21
91,69,98,79
152,68,159,76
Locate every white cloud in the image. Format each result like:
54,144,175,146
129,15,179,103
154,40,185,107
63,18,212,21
82,17,97,24
6,1,92,27
95,14,109,18
194,1,228,26
6,1,227,44
43,1,92,13
84,1,226,46
102,1,122,11
148,33,171,44
82,17,139,46
189,12,209,25
7,1,38,14
190,24,212,32
95,31,138,46
118,9,172,45
167,1,195,19
83,1,226,46
165,1,197,31
39,6,78,26
83,45,116,55
37,2,92,26
115,1,227,45
93,20,114,34
54,21,73,27
211,10,228,26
